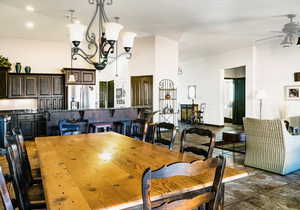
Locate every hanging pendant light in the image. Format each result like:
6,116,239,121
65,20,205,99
67,0,136,71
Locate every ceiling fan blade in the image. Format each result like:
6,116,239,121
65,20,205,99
255,35,284,42
270,30,284,33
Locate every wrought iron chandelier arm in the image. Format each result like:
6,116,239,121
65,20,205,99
72,47,95,65
107,52,132,65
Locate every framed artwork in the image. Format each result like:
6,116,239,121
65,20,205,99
188,85,196,99
285,85,300,100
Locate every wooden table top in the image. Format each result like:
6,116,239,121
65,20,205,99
35,133,248,210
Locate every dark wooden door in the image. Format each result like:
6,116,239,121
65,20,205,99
99,82,108,108
38,97,53,110
25,76,38,97
38,76,53,97
8,75,24,98
131,76,153,106
52,76,64,96
81,71,96,85
233,78,246,125
108,80,114,108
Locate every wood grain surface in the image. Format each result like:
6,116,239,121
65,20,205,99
35,132,248,210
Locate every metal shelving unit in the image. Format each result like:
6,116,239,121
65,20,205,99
159,79,177,125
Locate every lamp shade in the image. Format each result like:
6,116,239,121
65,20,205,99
104,22,124,41
256,89,266,100
122,32,137,48
67,23,86,42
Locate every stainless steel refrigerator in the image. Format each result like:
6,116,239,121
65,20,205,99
67,85,97,110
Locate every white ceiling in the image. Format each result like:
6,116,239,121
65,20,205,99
1,0,300,61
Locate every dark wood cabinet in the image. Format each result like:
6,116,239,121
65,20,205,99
25,76,38,97
38,76,53,97
81,71,96,85
52,76,64,96
180,104,199,122
38,97,53,110
8,75,25,98
17,114,35,140
0,69,8,98
62,68,96,85
52,96,64,110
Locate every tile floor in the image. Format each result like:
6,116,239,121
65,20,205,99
0,123,299,210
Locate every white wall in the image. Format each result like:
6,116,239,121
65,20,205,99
179,47,255,126
179,39,300,125
255,40,300,119
0,37,91,110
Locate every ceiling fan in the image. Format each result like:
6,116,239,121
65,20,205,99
256,14,300,47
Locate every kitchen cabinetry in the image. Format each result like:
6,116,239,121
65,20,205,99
3,73,65,110
8,74,25,98
62,68,96,85
25,76,38,97
0,69,8,98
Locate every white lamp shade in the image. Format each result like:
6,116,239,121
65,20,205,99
256,89,266,100
104,22,124,41
67,23,86,42
122,32,137,48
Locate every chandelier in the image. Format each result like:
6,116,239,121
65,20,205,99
67,0,136,70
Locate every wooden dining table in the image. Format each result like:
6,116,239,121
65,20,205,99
35,132,248,210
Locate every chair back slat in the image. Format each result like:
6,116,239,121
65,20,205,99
180,128,216,159
6,144,27,210
156,192,214,210
151,158,219,179
131,119,148,141
154,122,177,150
142,156,226,210
0,167,14,210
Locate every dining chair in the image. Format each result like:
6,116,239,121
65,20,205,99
180,127,216,160
153,122,176,150
142,156,226,210
130,119,149,141
0,166,16,210
11,128,41,182
6,143,46,210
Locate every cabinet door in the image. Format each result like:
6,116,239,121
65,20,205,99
52,97,64,110
39,76,52,96
81,71,95,85
38,97,53,110
8,75,25,98
25,76,38,97
17,115,35,140
36,114,47,137
0,71,8,98
52,76,64,96
65,70,81,85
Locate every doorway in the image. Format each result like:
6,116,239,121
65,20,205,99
99,80,114,108
224,66,246,125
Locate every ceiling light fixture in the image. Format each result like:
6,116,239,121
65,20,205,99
67,0,136,71
25,5,35,12
25,22,34,29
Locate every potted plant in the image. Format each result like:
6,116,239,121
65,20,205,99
0,55,12,71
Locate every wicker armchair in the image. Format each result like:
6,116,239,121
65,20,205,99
243,118,300,175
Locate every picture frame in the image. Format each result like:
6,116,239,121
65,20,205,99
188,85,196,99
285,85,300,100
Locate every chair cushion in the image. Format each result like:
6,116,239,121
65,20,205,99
61,125,80,132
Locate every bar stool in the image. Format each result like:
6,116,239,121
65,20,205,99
114,121,132,136
89,122,113,133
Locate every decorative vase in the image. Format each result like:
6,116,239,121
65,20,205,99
15,63,22,73
165,93,171,100
25,66,31,73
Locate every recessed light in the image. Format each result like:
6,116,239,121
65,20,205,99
74,20,81,24
25,22,34,29
25,5,35,12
